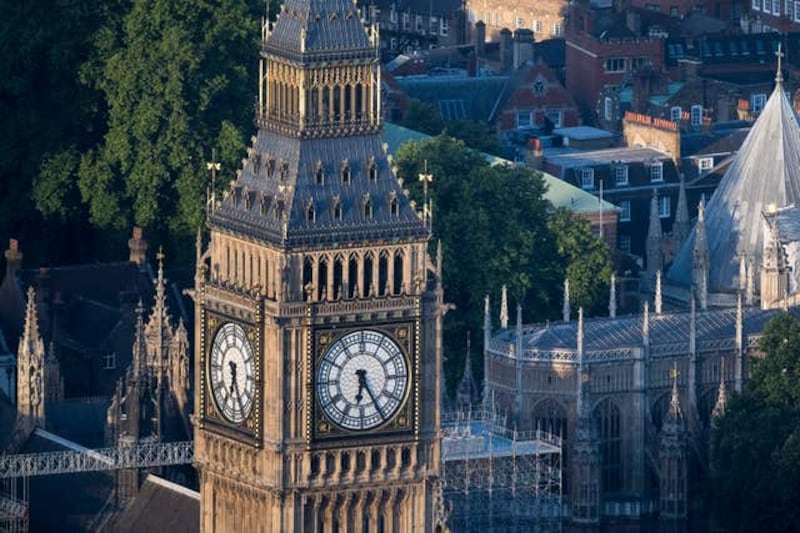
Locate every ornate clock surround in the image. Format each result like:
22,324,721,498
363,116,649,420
200,296,264,448
310,320,419,446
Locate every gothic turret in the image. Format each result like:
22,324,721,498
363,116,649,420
711,357,728,421
760,214,790,309
693,201,709,310
16,287,46,435
659,363,688,520
672,175,690,249
572,308,601,524
647,189,663,281
455,333,479,410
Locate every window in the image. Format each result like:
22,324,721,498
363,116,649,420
774,0,781,14
552,23,562,36
650,163,664,182
306,202,315,223
615,165,629,185
690,104,703,126
659,195,671,218
795,1,800,22
763,0,771,11
619,200,631,221
534,79,545,96
516,110,532,128
605,57,626,73
670,5,680,15
516,16,525,28
533,20,542,33
430,17,438,35
595,399,622,493
751,93,767,114
333,198,343,221
698,157,713,171
670,106,682,122
619,234,631,252
545,111,562,128
786,0,793,14
402,13,410,31
753,0,760,8
579,168,595,189
440,18,448,36
104,352,116,370
390,7,398,24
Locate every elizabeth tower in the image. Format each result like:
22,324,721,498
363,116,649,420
192,0,443,531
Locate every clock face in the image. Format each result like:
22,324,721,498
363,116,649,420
209,322,256,424
317,329,409,431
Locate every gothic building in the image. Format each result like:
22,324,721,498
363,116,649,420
192,0,443,531
107,252,191,506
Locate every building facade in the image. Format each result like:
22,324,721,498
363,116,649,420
192,1,444,531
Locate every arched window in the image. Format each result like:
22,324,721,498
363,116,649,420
378,252,389,296
333,256,344,299
594,398,622,493
532,398,568,438
362,194,373,219
348,255,358,298
368,156,378,182
341,160,351,184
317,256,328,301
306,201,315,223
302,257,313,302
393,252,404,295
314,162,325,185
332,196,343,221
363,253,374,297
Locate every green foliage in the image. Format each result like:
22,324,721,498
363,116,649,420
399,99,444,136
76,0,259,242
395,135,611,391
547,208,612,315
33,148,84,221
443,120,501,156
710,312,800,531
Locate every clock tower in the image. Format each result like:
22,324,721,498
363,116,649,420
192,1,443,531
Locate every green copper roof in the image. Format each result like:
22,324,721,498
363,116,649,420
382,123,619,215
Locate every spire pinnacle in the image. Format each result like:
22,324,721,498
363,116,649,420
563,278,571,323
668,362,683,419
776,41,784,85
655,269,663,315
133,299,147,378
609,273,617,318
712,357,728,419
500,285,508,329
22,286,41,347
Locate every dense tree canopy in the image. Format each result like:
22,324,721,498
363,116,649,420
394,135,612,391
710,312,800,531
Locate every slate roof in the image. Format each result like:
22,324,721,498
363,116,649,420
265,0,373,59
668,77,800,293
494,305,784,356
209,130,428,248
396,75,509,122
112,475,199,533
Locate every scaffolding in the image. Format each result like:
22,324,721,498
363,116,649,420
442,407,563,532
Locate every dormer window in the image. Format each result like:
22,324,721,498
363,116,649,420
253,153,262,175
650,162,664,182
314,161,325,185
389,192,399,217
362,193,373,219
579,168,595,190
244,189,253,210
368,157,378,182
332,196,343,221
341,160,351,184
259,194,268,216
533,79,545,96
279,161,289,183
306,200,315,223
266,158,275,177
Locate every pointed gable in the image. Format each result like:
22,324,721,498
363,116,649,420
668,76,800,294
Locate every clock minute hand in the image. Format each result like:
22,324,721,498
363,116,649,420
361,373,386,420
355,369,367,404
231,378,246,414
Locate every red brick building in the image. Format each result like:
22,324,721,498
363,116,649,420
742,0,800,32
494,61,581,133
629,0,739,19
565,1,665,122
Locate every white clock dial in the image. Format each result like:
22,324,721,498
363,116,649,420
317,329,409,431
209,322,256,424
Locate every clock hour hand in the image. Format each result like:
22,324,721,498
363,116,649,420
355,369,367,403
228,361,238,393
231,378,246,415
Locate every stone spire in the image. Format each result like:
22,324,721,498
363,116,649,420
132,300,147,379
500,284,508,329
689,295,696,358
672,175,690,249
609,273,617,318
693,200,709,310
735,291,744,392
456,332,479,410
16,286,47,437
563,278,571,323
572,307,601,524
712,357,728,420
483,294,491,404
655,270,663,315
659,362,687,520
738,253,747,292
746,256,755,306
647,188,663,281
145,248,173,383
642,301,650,349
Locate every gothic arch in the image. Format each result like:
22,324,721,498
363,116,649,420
392,250,404,295
378,250,389,296
651,391,671,432
531,397,568,438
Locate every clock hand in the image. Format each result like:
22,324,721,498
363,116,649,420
355,369,367,404
361,373,386,420
231,378,246,415
228,360,238,393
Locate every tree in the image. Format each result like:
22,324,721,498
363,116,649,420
547,208,612,315
710,312,800,532
443,119,502,156
395,135,561,391
75,0,261,250
399,99,444,136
